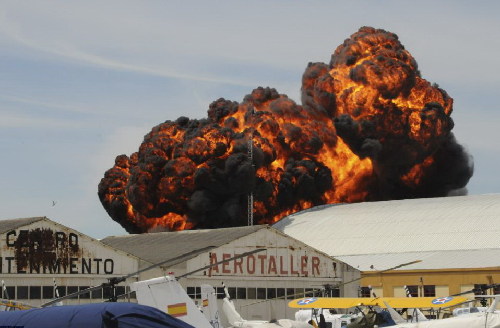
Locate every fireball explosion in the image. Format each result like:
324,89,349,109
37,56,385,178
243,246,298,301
98,27,473,233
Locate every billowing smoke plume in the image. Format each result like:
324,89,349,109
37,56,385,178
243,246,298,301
98,27,473,233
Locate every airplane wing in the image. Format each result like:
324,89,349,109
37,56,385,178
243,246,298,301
288,296,469,309
289,297,378,309
381,296,469,308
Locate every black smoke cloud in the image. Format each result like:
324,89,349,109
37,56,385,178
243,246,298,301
98,26,473,233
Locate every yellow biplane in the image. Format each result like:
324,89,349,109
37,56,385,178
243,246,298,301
289,296,469,309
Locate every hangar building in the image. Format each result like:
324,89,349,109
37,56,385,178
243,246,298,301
0,217,359,322
273,193,500,300
101,225,360,322
0,217,140,307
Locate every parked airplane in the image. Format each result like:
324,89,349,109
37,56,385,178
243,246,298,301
0,302,194,328
290,295,500,328
222,283,312,328
383,296,500,328
131,274,221,328
289,296,470,328
288,296,469,310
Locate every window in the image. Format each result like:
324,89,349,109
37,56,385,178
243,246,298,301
423,285,435,297
91,288,103,299
305,288,314,297
17,286,28,300
277,288,285,299
55,285,66,297
405,285,419,297
29,286,41,300
2,286,15,299
228,287,236,300
103,286,113,300
187,287,196,298
42,286,54,299
294,288,304,298
216,287,224,300
359,287,371,297
236,288,247,300
67,286,79,299
286,288,295,300
257,288,266,300
79,286,90,299
115,286,126,299
247,288,256,299
267,288,276,299
186,287,201,299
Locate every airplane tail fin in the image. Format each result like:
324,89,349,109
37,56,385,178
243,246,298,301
487,295,500,313
130,275,212,328
383,301,406,324
222,297,244,325
221,282,244,326
200,284,222,328
412,308,429,322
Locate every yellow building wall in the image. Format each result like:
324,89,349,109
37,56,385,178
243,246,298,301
361,268,500,297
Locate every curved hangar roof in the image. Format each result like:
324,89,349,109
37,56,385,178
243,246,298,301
273,194,500,260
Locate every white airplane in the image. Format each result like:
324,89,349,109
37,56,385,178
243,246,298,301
385,296,500,328
221,283,312,328
131,275,222,328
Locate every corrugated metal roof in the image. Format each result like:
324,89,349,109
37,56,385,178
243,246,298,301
273,194,500,256
0,217,45,234
101,225,266,265
337,248,500,271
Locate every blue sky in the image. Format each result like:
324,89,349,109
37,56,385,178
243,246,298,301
1,1,499,238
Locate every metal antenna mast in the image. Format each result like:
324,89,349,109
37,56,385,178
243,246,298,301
247,109,255,226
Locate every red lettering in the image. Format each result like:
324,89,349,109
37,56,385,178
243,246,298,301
279,256,288,274
208,253,219,277
258,255,267,274
312,257,320,276
290,255,299,274
247,255,255,274
301,256,308,275
268,255,277,274
222,253,231,273
233,254,243,274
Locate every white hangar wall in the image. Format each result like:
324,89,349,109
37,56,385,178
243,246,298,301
0,217,139,307
102,225,360,323
183,227,359,322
